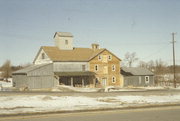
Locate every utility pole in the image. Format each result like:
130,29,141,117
171,32,176,88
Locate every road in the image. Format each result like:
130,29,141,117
1,106,180,121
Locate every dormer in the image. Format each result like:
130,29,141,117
54,32,73,50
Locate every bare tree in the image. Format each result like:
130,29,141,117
154,59,167,75
138,60,155,72
124,52,138,67
138,61,148,68
1,60,12,81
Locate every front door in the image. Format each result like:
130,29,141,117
102,78,107,87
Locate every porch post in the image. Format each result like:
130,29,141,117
93,78,96,87
82,78,84,87
71,77,73,87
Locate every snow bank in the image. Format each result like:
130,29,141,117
51,85,101,92
0,95,111,114
1,94,180,115
0,80,12,88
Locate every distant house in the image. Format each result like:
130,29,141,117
12,32,123,89
121,67,154,87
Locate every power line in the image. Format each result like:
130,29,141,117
141,44,169,60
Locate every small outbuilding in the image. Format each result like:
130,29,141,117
121,67,154,87
12,64,56,89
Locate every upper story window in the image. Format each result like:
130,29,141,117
108,55,112,61
98,55,102,61
95,65,98,71
112,65,116,71
112,76,116,83
82,65,86,71
41,53,45,59
65,40,68,45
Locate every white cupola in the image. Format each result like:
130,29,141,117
54,32,73,50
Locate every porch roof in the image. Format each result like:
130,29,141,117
54,71,95,76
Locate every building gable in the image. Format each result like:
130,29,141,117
33,47,52,65
89,49,121,62
35,46,106,62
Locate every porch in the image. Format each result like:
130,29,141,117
54,71,96,87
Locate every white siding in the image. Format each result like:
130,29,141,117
53,62,89,72
34,49,52,65
54,36,73,50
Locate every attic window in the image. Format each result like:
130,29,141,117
42,53,45,59
108,55,112,61
65,40,68,45
98,55,102,60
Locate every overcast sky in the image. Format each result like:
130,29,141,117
0,0,180,66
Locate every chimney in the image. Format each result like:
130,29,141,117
91,43,99,50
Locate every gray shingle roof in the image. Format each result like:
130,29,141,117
121,67,154,76
12,64,51,75
54,32,73,37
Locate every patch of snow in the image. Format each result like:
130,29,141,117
0,95,111,114
0,80,12,88
1,94,180,115
51,85,101,92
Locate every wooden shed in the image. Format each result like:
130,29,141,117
12,64,58,89
121,67,154,87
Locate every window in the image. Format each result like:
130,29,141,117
95,65,98,71
65,40,68,45
41,53,45,59
112,65,116,71
98,55,102,60
82,65,86,71
145,76,149,84
112,76,116,83
108,55,112,61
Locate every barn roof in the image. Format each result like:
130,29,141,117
34,46,120,62
54,32,73,37
121,67,154,76
12,64,51,75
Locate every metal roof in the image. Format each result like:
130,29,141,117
121,67,154,76
54,32,73,37
12,64,51,75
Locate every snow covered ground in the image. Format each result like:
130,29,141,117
1,94,180,115
51,85,101,92
0,80,13,91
